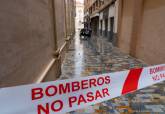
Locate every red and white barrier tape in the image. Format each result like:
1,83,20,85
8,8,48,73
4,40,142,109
0,64,165,114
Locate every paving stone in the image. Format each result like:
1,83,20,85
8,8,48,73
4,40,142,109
60,33,165,114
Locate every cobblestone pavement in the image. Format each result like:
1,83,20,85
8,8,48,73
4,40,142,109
60,32,165,114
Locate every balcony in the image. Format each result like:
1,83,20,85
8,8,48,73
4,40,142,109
85,0,113,17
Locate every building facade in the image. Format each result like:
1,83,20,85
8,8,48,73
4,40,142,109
84,0,118,45
0,0,75,87
84,0,165,65
75,0,84,30
117,0,165,65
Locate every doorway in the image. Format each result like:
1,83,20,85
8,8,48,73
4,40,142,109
105,18,108,38
110,17,114,42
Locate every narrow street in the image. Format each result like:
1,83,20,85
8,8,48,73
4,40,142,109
61,32,146,79
61,31,165,114
0,0,165,114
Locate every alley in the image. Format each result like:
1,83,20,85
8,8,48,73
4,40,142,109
61,32,165,114
61,30,148,78
0,0,164,114
61,32,146,79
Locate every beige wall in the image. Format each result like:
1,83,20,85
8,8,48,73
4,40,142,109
118,0,134,53
54,0,66,48
118,0,165,65
0,0,75,87
135,0,165,64
0,0,55,87
65,0,75,36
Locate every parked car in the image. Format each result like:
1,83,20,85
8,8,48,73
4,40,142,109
79,28,92,39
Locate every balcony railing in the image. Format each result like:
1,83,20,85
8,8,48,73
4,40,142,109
85,0,113,16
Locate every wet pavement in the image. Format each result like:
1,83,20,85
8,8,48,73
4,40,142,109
60,32,165,114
